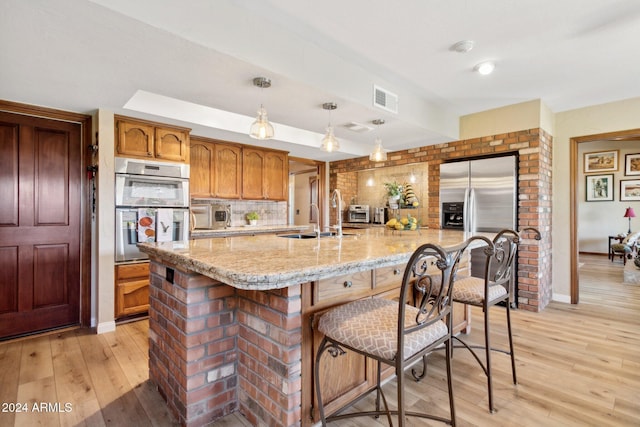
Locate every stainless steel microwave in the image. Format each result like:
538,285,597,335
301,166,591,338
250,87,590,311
190,203,231,229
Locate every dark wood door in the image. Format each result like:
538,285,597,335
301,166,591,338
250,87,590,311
0,112,82,339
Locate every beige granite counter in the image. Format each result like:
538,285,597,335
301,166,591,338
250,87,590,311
190,224,311,239
138,228,481,290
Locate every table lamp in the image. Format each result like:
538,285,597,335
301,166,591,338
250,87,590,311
624,207,636,234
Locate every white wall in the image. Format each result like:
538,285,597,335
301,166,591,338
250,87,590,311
578,140,639,253
460,96,640,303
553,97,640,300
96,109,116,333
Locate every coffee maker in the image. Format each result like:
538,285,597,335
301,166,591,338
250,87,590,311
372,207,385,224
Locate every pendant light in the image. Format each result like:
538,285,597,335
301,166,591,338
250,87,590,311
320,102,339,152
249,77,274,140
369,119,387,162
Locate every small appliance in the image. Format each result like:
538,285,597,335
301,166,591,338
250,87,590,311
348,205,370,223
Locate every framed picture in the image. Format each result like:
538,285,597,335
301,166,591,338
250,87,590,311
585,174,614,201
624,153,640,176
584,150,618,173
620,179,640,201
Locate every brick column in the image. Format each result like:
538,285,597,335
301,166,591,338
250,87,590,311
148,258,304,427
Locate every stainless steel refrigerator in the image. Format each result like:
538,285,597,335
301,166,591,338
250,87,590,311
440,154,519,306
440,155,517,233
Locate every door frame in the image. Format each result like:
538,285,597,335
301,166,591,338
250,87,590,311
289,156,327,229
570,128,640,303
0,100,92,327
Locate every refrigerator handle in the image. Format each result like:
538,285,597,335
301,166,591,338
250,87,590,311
463,188,470,233
468,188,476,233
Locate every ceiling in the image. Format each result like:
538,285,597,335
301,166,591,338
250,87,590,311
2,0,639,161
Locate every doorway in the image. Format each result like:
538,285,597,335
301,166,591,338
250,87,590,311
289,157,326,229
0,102,91,339
570,128,640,303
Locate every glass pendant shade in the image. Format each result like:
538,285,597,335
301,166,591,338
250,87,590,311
249,105,274,140
321,125,339,152
369,137,387,162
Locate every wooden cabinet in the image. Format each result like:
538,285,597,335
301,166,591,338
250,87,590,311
115,116,189,162
115,262,150,319
242,148,288,200
189,139,215,198
190,138,242,199
301,261,470,426
214,143,242,199
190,137,286,201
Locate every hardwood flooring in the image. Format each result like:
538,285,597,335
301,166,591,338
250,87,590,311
0,254,637,426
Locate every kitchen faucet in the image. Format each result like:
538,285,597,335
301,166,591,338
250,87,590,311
330,189,343,237
310,203,321,238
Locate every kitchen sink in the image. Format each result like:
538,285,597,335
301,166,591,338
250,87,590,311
278,232,355,239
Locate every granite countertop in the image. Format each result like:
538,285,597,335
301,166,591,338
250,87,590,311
190,224,311,238
138,228,486,290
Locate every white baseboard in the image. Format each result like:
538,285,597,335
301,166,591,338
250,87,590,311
552,293,571,304
96,320,116,334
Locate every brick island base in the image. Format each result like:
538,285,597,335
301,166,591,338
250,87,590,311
147,258,303,427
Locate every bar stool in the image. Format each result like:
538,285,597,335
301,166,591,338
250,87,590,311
449,228,541,413
314,237,487,426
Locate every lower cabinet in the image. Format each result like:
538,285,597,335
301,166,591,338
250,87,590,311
301,261,470,426
115,262,150,319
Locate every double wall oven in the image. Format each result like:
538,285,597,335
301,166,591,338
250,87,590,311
115,157,190,263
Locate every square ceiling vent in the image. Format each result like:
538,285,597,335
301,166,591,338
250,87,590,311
373,85,398,114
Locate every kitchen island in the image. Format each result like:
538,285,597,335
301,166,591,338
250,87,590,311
138,228,479,427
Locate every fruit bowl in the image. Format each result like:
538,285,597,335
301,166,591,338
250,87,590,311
385,215,420,232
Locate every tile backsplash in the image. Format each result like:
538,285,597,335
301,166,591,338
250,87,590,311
191,198,287,227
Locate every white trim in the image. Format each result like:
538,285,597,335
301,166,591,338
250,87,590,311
96,321,116,334
551,293,571,304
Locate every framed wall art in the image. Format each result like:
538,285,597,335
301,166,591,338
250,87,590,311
584,150,618,173
620,179,640,201
624,153,640,176
585,174,614,201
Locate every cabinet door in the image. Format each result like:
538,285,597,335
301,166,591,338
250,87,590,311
308,307,373,423
215,144,242,199
116,120,154,158
264,150,288,200
190,141,215,198
242,148,265,199
115,263,150,318
155,127,188,162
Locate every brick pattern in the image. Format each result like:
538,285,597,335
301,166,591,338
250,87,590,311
329,128,553,312
148,259,303,427
236,286,303,427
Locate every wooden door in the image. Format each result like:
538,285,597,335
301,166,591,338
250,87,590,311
264,151,287,200
0,112,82,339
214,144,242,199
242,148,265,199
190,140,215,198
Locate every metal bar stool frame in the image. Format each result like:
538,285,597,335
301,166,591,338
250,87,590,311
314,236,490,426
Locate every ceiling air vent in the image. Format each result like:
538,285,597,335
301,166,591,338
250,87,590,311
373,85,398,114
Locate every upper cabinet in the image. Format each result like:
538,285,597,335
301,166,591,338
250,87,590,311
115,116,190,162
190,137,288,201
242,148,288,201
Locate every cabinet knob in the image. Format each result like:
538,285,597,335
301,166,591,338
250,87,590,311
147,152,152,156
393,268,401,275
156,153,161,157
343,281,352,288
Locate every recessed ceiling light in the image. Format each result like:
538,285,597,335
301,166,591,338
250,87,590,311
474,61,495,75
450,40,475,53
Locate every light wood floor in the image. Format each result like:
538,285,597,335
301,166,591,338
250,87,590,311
0,254,638,426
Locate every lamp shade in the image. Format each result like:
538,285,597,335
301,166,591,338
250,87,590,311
624,207,636,218
249,105,274,140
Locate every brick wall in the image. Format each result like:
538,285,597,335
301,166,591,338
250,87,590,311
148,259,303,427
329,128,552,311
